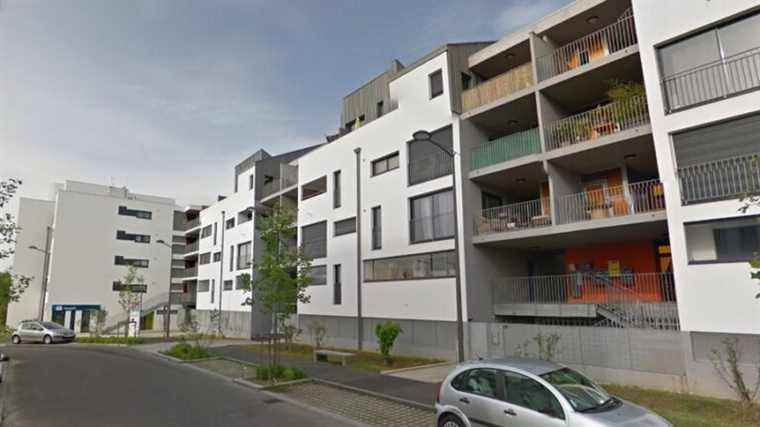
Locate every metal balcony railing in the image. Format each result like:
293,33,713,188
471,128,541,170
410,212,455,243
678,153,760,205
557,179,665,225
408,151,453,185
476,199,551,235
461,63,534,112
544,95,649,151
662,46,760,113
178,267,197,278
536,13,637,81
261,164,299,199
493,272,679,329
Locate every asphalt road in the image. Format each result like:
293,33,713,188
0,344,354,427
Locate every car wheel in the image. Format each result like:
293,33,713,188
438,413,464,427
11,335,21,345
43,335,53,344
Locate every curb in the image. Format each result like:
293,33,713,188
153,351,223,364
380,361,453,375
257,387,370,427
232,377,311,391
311,378,435,411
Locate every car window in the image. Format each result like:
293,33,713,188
502,370,565,420
451,368,499,398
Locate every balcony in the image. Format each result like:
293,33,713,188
494,272,678,329
536,12,637,82
261,164,298,200
170,292,196,306
462,63,534,113
557,179,665,225
663,46,760,113
544,95,649,151
178,267,197,279
185,217,200,230
476,198,551,236
184,241,199,254
471,128,541,171
678,153,760,205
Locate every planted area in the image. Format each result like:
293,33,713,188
163,342,212,361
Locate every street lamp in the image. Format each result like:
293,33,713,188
156,239,173,340
411,129,465,362
29,229,52,322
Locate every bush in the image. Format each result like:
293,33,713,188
164,342,211,361
375,321,403,365
76,336,145,345
255,364,305,382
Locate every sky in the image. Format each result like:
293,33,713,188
0,0,571,268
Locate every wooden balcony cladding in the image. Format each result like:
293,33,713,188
461,63,534,113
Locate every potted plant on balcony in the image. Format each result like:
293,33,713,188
606,79,646,128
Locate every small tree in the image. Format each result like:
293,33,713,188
1,179,23,261
117,265,144,338
710,338,760,406
239,203,312,370
0,270,31,326
280,318,301,352
307,320,326,349
91,309,108,337
375,321,403,365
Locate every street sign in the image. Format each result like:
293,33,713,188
112,282,148,293
52,304,101,312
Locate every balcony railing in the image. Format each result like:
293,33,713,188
544,95,649,151
662,46,760,113
462,63,534,112
678,153,760,205
170,292,196,305
536,13,637,81
557,179,665,225
476,198,551,235
261,164,299,199
471,128,541,170
494,272,678,329
408,151,453,186
178,267,198,278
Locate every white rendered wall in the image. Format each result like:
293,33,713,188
297,51,462,322
634,0,760,334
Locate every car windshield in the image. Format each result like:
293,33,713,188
41,322,65,330
540,367,611,412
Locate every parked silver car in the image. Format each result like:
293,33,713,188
11,320,76,344
436,358,671,427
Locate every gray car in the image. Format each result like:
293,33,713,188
436,357,671,427
11,320,76,344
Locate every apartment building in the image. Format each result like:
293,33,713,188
8,181,193,333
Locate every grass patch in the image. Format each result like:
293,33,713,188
255,365,306,382
191,359,255,379
162,342,212,361
240,343,442,373
606,384,760,427
76,336,146,345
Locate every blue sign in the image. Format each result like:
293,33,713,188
52,304,102,312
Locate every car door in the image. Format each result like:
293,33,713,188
449,368,509,427
500,370,568,427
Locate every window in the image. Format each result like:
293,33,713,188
685,216,760,263
540,367,607,414
238,209,253,224
249,174,254,190
229,245,234,271
333,170,341,208
504,370,564,420
376,100,384,118
309,265,327,286
371,152,400,177
302,221,327,259
199,252,211,265
235,275,248,290
334,217,357,236
451,369,499,398
198,280,210,292
210,280,215,303
371,206,381,250
226,218,235,229
333,264,342,305
301,176,327,200
410,189,454,243
114,256,149,268
363,250,457,282
408,126,453,185
237,241,252,270
118,205,152,220
213,222,217,245
201,225,213,239
116,230,150,244
213,252,221,262
461,72,472,90
223,280,233,291
429,69,443,98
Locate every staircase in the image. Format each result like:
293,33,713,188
102,292,172,335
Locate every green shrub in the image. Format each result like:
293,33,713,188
76,336,145,345
375,321,403,365
255,364,305,382
164,342,211,361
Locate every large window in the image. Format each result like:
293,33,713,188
364,250,457,282
371,207,382,250
114,256,149,268
197,280,210,292
200,225,212,239
309,265,326,286
302,221,327,259
237,241,252,270
685,216,760,263
429,69,443,99
235,275,248,290
223,280,233,291
226,218,235,229
371,152,399,177
333,170,341,209
199,252,211,265
408,126,453,185
410,189,454,243
333,264,342,305
334,217,357,236
118,205,152,220
116,230,150,244
212,252,221,262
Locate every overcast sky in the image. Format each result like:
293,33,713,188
1,0,570,268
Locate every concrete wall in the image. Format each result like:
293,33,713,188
191,309,251,339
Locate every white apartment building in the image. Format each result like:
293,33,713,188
9,181,191,333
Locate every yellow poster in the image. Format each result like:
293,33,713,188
608,260,621,277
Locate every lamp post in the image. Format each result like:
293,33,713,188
411,130,465,362
156,239,173,340
28,226,52,321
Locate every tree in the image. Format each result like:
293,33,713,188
117,265,144,338
375,321,403,365
1,179,23,261
0,271,31,326
240,203,312,369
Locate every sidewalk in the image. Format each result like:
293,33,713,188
132,338,248,354
209,345,439,407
